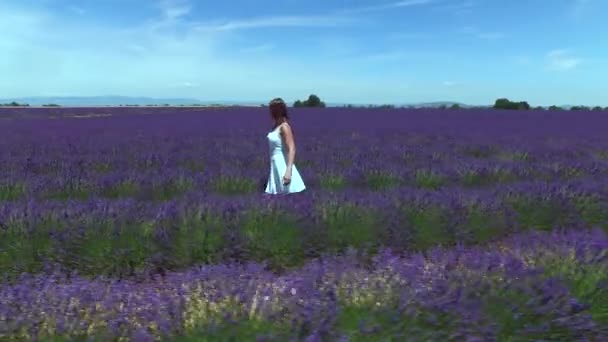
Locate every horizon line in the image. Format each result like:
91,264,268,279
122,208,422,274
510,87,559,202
0,96,603,108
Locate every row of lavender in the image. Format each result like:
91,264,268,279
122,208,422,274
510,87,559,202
2,161,608,201
2,108,607,158
0,106,235,120
2,180,607,279
1,229,607,341
1,113,607,199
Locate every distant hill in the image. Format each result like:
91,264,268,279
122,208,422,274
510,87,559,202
0,96,266,107
0,96,204,107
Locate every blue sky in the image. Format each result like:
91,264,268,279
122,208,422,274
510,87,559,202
1,0,606,106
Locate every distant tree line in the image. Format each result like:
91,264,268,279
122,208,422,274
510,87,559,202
569,105,605,111
1,96,607,111
342,104,397,109
438,104,465,110
339,103,466,110
334,100,608,111
324,96,607,111
491,98,606,111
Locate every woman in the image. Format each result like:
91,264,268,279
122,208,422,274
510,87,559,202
264,98,306,194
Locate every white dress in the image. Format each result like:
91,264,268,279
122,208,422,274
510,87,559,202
265,124,306,194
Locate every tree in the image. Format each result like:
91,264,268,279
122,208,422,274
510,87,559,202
494,98,511,109
592,106,603,111
533,106,545,111
293,94,326,108
548,105,563,111
450,103,461,110
306,94,321,107
493,98,530,110
303,94,325,107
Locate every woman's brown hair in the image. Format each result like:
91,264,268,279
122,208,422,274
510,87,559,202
269,98,289,121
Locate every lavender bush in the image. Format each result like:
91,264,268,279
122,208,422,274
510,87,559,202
1,107,607,339
0,183,607,278
1,229,607,341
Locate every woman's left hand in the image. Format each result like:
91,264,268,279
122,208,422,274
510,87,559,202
283,170,292,185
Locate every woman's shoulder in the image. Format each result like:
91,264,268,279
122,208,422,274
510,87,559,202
278,121,292,132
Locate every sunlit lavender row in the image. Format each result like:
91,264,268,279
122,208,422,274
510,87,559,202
2,179,607,279
1,229,607,341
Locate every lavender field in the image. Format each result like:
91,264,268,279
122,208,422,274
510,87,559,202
1,106,608,341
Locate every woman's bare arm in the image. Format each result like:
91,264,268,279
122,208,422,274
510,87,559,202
281,123,296,171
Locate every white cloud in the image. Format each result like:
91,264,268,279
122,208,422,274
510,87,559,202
194,15,356,32
378,0,433,8
433,0,474,15
341,0,434,13
392,0,434,6
165,6,190,20
546,49,582,71
158,0,191,20
0,1,369,100
0,3,225,96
